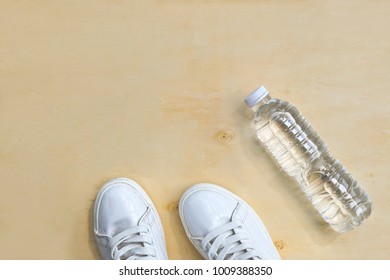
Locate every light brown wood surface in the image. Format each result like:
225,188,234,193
0,0,389,259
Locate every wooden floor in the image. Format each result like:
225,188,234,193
0,0,389,259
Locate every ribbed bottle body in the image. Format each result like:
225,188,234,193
253,98,371,232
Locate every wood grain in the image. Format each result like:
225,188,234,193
0,0,389,259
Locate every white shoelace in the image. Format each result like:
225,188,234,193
201,220,261,260
109,226,156,260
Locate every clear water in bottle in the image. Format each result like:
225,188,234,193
245,85,372,233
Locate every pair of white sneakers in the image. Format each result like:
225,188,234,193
94,178,281,260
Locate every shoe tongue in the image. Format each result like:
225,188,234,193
219,228,246,260
216,206,256,260
111,218,136,236
196,208,232,237
110,207,149,237
116,237,146,260
114,208,152,260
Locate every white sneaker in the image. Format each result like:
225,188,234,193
94,178,168,260
179,183,281,260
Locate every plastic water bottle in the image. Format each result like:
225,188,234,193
245,85,372,233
